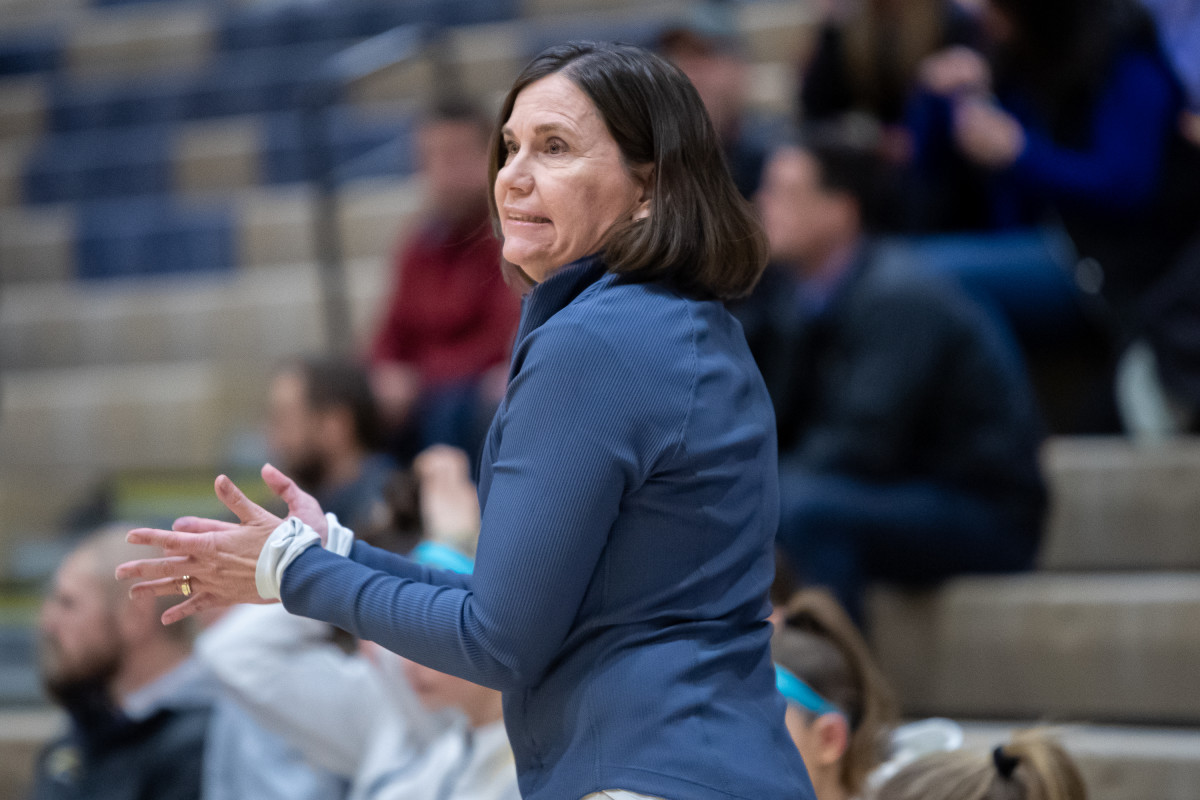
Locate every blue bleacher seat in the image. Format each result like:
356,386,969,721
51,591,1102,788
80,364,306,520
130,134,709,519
523,16,671,60
261,106,414,186
217,4,311,52
0,29,61,77
432,0,519,27
24,124,173,205
184,43,346,121
49,75,191,133
76,195,235,280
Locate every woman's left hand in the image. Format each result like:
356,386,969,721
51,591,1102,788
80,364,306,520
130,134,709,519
954,100,1026,168
116,473,286,625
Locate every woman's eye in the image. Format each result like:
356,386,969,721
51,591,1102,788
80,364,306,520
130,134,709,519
503,141,518,160
546,138,567,155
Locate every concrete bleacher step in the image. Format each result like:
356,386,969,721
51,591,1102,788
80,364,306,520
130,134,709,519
0,203,73,283
62,4,213,80
0,75,46,142
0,258,394,371
1040,437,1200,571
957,721,1200,800
0,0,83,29
0,360,261,472
867,572,1200,725
0,173,420,284
0,465,99,568
0,138,32,207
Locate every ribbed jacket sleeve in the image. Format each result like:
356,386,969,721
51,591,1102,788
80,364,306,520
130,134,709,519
281,317,668,693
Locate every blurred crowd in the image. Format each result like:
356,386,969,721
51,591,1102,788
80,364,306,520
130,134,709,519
31,0,1200,797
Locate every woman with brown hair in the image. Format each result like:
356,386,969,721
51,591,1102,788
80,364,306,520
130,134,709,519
773,589,900,800
118,41,813,800
871,729,1088,800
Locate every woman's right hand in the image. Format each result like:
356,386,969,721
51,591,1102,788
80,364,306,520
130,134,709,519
116,464,329,624
173,463,328,542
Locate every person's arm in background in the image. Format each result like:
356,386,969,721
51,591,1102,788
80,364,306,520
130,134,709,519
195,604,395,778
371,237,427,431
960,52,1180,210
281,320,658,692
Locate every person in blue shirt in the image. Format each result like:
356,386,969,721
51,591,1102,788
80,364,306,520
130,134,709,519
907,0,1200,432
115,42,815,800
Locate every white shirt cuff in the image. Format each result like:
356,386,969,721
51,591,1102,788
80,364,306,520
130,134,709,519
255,517,321,600
323,513,355,557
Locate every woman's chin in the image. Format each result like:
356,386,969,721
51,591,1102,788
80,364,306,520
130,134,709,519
504,251,554,282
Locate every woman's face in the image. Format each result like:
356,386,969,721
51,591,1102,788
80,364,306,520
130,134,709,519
494,73,650,283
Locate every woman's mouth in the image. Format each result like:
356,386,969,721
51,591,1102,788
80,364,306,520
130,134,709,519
507,213,551,224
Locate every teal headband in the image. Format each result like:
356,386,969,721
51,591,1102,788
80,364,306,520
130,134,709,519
775,664,841,717
411,541,475,575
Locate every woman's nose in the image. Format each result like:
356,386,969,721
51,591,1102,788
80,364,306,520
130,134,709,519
498,153,533,194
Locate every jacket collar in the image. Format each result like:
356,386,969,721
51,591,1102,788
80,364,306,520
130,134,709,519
513,253,608,348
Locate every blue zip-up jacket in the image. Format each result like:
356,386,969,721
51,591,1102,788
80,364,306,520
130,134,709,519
281,255,813,800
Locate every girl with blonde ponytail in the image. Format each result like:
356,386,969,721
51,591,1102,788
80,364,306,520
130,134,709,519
871,729,1088,800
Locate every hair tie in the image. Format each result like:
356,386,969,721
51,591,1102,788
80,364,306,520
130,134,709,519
993,745,1020,779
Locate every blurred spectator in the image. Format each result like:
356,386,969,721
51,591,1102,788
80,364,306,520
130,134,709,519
802,0,978,126
369,99,520,465
739,137,1046,622
195,448,520,800
772,589,898,800
799,0,979,221
32,526,342,800
869,729,1087,800
909,0,1200,353
267,356,393,532
657,1,782,199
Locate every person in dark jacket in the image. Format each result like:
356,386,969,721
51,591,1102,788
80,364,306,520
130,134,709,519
742,135,1047,623
907,0,1200,433
32,526,209,800
32,526,344,800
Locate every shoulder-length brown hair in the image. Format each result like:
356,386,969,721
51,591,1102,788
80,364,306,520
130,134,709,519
487,40,768,301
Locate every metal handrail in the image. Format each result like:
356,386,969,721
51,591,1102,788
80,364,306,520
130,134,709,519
299,22,450,354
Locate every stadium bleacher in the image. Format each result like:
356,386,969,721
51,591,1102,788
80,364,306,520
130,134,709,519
0,1,1196,799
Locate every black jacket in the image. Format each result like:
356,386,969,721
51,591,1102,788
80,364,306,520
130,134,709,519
737,242,1047,531
30,700,209,800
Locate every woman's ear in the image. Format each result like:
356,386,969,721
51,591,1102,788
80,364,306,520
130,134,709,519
633,164,654,220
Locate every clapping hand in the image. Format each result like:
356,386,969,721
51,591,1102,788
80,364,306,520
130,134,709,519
115,464,326,625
